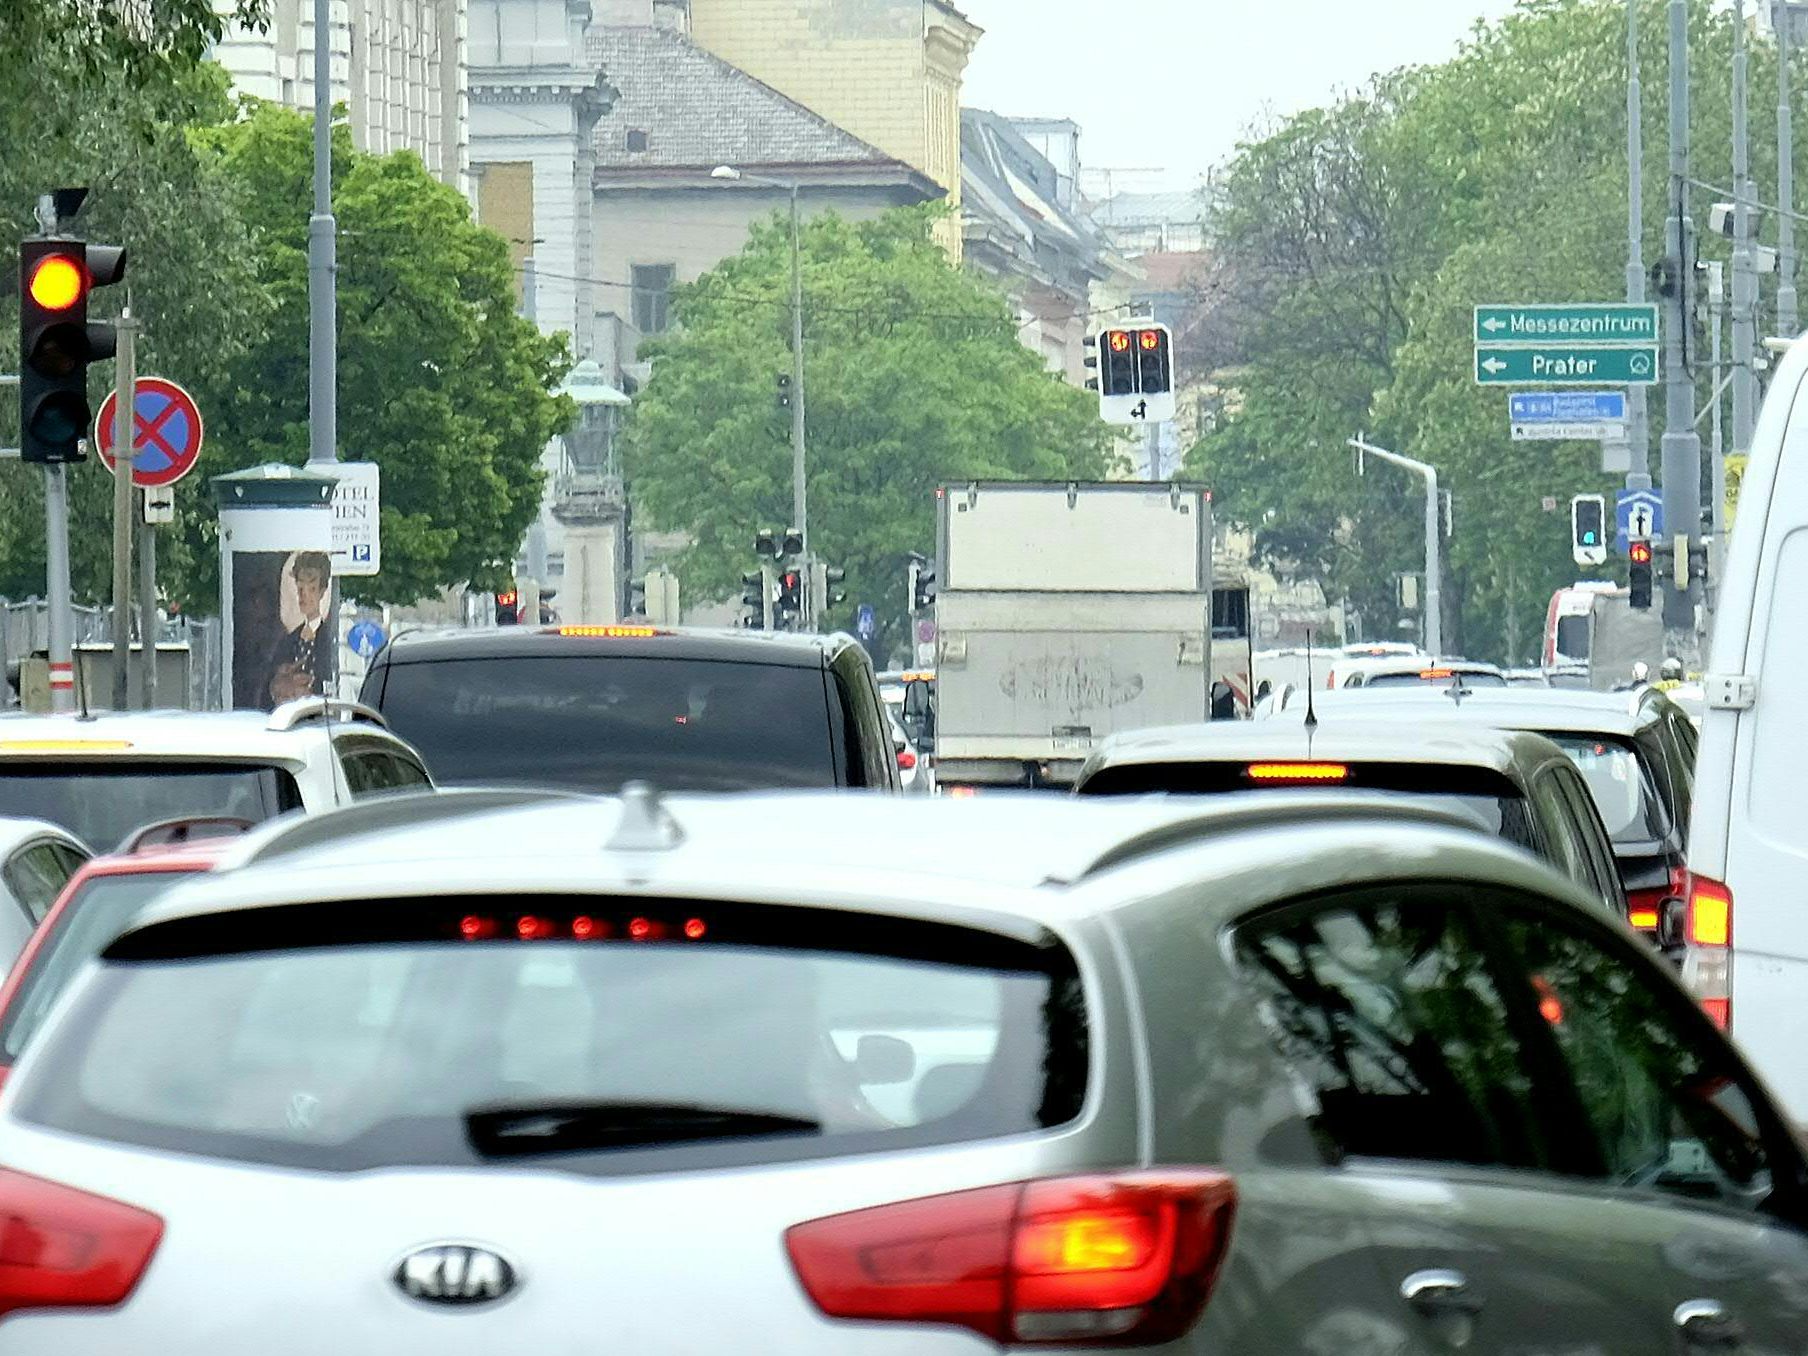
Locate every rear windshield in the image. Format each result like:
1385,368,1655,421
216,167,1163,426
18,901,1086,1174
1076,762,1538,852
372,656,838,792
0,873,188,1064
0,763,300,852
1361,672,1510,690
1544,734,1669,846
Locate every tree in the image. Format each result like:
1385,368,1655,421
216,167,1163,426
625,206,1119,651
185,103,572,605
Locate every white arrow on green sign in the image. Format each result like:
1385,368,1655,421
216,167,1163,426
1475,345,1659,386
1474,303,1658,344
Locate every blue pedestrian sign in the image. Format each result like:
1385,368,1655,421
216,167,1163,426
855,604,877,640
1616,489,1664,550
347,620,387,659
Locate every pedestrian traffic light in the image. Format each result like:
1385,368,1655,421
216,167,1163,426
817,564,846,613
18,236,127,464
1570,493,1607,567
628,578,648,616
775,374,793,412
1136,327,1172,396
1628,539,1654,610
495,589,520,625
908,554,936,612
777,567,804,624
741,569,770,630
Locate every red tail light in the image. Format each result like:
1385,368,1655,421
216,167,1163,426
0,1169,162,1320
786,1171,1236,1346
1682,873,1733,1029
896,748,918,771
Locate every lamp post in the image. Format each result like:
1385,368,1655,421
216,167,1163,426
1349,437,1443,658
713,165,808,581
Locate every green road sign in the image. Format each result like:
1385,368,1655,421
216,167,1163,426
1474,345,1659,386
1474,303,1659,345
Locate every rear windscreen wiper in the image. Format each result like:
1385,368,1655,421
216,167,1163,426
465,1100,822,1158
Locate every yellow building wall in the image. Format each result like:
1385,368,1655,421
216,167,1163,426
688,0,975,256
474,161,535,306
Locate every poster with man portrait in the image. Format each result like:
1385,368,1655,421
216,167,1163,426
230,549,337,710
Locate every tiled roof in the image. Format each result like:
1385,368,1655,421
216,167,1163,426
588,26,897,170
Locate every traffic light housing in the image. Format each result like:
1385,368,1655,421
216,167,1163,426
495,589,520,625
741,570,769,630
1136,326,1172,396
1100,328,1137,397
1628,539,1654,610
775,374,793,412
777,567,804,623
908,554,936,612
628,578,648,617
18,237,127,464
1571,493,1607,566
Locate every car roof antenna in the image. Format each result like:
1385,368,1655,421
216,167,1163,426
74,650,92,721
1302,629,1319,732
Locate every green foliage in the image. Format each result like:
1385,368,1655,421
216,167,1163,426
1189,0,1770,662
626,207,1119,651
187,104,571,604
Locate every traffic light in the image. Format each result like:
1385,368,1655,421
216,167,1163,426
775,374,793,412
816,564,846,614
1628,539,1654,610
777,567,804,624
755,530,779,559
628,578,648,617
1136,326,1172,396
741,569,770,629
18,236,127,464
1570,493,1607,566
781,528,804,558
495,589,520,625
908,554,936,612
1100,328,1137,397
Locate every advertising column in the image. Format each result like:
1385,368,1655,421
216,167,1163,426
212,464,339,711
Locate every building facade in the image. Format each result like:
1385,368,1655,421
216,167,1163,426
682,0,979,254
212,0,471,188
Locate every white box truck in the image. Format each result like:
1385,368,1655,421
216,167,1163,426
931,481,1214,790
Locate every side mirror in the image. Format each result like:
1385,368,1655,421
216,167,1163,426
854,1034,915,1085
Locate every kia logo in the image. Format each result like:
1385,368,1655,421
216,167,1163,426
392,1243,520,1306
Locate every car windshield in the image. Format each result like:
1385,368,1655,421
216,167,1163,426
1544,734,1670,846
0,871,194,1064
0,763,300,852
19,911,1085,1174
1362,672,1510,690
373,656,838,792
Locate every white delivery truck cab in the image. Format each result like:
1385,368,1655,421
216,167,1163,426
1689,335,1808,1123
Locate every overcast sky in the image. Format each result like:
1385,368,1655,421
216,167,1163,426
959,0,1522,194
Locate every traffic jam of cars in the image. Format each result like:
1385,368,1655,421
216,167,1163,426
0,461,1802,1356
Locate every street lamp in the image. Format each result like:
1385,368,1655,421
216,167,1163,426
713,164,809,581
1349,437,1444,658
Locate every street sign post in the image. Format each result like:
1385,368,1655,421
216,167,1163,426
95,376,204,487
1474,303,1659,344
347,619,387,659
1475,345,1659,386
329,462,381,576
1508,391,1629,440
1616,488,1664,551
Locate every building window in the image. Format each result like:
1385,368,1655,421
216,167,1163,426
626,129,649,153
632,264,676,335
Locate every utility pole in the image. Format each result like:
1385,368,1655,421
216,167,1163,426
1733,0,1760,462
1349,437,1442,658
308,0,338,467
1779,1,1800,336
1628,0,1653,487
110,310,135,711
786,182,808,571
1661,0,1704,633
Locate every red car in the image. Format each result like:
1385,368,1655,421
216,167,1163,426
0,829,242,1090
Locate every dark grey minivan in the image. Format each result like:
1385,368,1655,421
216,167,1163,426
359,627,900,793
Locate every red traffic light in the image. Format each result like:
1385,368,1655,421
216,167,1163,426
26,254,84,311
1629,541,1654,565
1107,330,1131,353
1139,329,1161,351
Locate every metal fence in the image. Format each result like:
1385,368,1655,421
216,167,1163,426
0,598,224,710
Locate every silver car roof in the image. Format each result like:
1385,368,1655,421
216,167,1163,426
1277,685,1680,737
114,786,1594,944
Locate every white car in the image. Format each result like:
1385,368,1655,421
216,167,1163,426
0,817,87,971
1687,331,1808,1122
0,699,433,852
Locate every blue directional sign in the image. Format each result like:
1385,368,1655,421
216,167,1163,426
347,620,387,659
1509,392,1627,424
1616,489,1664,551
855,604,877,640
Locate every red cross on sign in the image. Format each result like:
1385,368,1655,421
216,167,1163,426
95,377,205,489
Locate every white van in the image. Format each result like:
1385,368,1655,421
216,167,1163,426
1688,338,1808,1122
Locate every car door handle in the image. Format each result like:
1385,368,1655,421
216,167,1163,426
1401,1268,1485,1317
1674,1299,1746,1348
